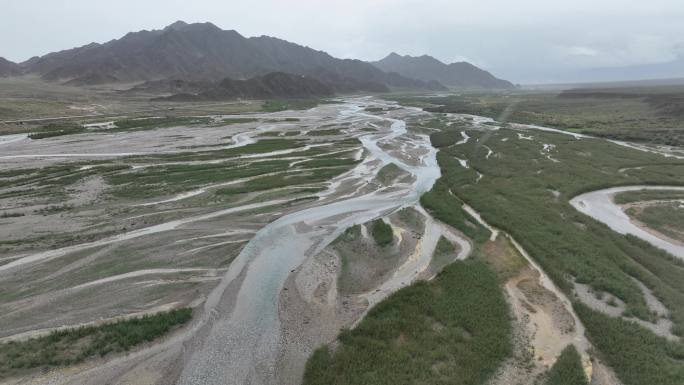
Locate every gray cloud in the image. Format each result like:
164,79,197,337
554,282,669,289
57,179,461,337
2,0,684,83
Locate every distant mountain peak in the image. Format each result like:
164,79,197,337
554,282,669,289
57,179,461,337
372,52,513,89
163,21,224,34
165,20,189,30
380,52,446,66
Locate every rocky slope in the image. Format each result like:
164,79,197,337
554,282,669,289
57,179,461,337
156,72,334,101
0,57,21,77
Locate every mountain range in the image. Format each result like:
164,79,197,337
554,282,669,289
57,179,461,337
0,57,21,77
14,21,443,93
2,21,514,96
371,53,514,89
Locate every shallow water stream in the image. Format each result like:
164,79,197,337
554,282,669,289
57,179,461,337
570,185,684,260
177,98,443,385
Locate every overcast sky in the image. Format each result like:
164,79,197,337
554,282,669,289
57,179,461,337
2,0,684,83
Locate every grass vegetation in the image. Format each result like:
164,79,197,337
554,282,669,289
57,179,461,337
576,303,684,385
1,118,361,256
423,115,684,384
370,219,393,247
309,128,343,136
0,211,25,218
261,99,320,112
428,236,458,274
544,345,588,385
213,168,342,196
0,227,120,258
614,189,684,204
625,203,684,241
420,181,490,244
478,235,528,281
217,117,258,125
27,116,216,139
434,236,455,256
303,260,510,385
112,116,211,131
295,156,359,169
3,123,361,206
154,138,303,162
389,88,684,146
105,138,335,198
376,163,406,185
364,106,398,113
429,130,460,148
0,308,192,378
107,160,290,199
35,204,73,215
28,123,85,139
0,163,127,202
0,75,265,132
397,207,424,230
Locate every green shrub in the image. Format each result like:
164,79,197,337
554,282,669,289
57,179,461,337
371,219,393,247
545,345,588,385
430,131,458,148
29,123,85,139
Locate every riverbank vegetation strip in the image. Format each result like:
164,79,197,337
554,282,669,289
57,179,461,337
303,260,510,385
0,308,192,379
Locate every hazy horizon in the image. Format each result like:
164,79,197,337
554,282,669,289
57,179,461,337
3,0,684,84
